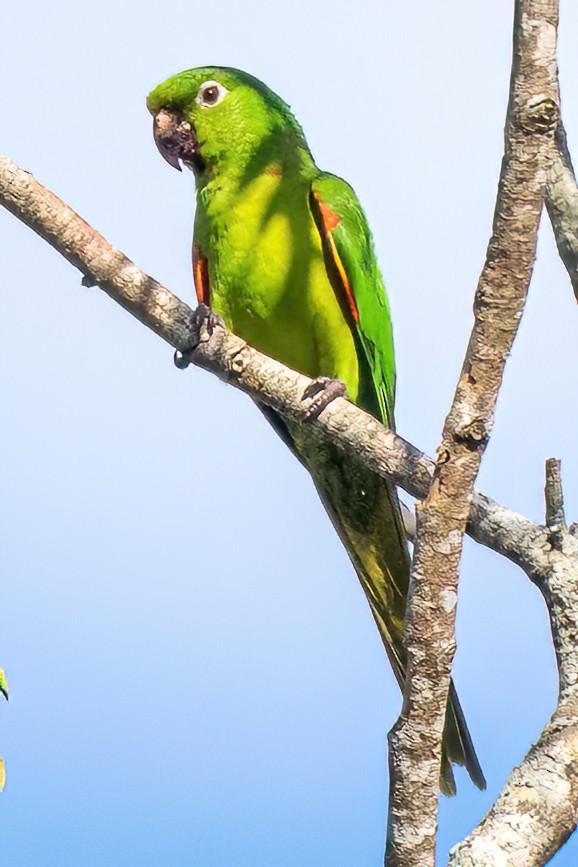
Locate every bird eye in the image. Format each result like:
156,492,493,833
196,80,228,107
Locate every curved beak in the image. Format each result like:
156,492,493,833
152,109,198,171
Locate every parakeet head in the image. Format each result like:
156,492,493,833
147,67,311,179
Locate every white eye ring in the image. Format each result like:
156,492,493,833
195,80,229,108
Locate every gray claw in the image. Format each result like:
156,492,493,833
174,303,222,369
302,376,346,420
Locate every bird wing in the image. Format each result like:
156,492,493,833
309,172,396,427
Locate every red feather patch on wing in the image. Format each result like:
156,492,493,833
311,191,360,324
318,200,341,231
193,245,210,305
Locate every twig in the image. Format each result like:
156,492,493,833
385,2,560,865
545,457,566,545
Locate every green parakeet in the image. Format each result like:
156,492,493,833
147,67,485,796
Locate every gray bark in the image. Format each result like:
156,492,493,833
386,2,560,864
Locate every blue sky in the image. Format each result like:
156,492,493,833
1,1,578,863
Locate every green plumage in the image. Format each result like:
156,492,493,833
148,67,485,795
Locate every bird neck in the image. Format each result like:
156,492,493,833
195,129,317,207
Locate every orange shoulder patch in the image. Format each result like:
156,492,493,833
318,199,341,232
311,192,359,325
193,245,210,306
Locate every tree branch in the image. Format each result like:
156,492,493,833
546,118,578,300
450,461,578,866
449,11,578,864
0,154,543,572
545,457,566,540
385,2,560,865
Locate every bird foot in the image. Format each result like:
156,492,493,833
302,376,346,420
174,303,223,369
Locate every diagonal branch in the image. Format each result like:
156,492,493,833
385,2,560,865
0,154,542,570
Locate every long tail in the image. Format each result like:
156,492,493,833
370,600,485,796
443,682,486,794
290,426,485,795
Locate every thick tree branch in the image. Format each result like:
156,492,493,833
385,3,560,865
451,16,578,867
0,154,542,570
451,696,578,866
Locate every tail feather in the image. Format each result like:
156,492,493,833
286,421,485,795
371,602,484,796
444,682,486,792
